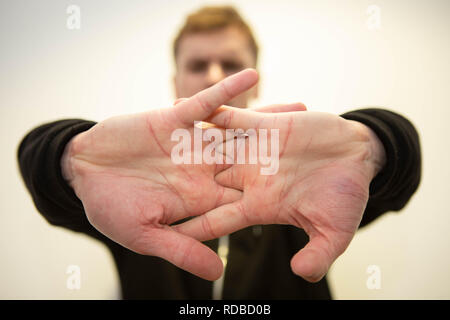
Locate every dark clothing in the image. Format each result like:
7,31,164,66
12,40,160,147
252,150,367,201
17,108,421,299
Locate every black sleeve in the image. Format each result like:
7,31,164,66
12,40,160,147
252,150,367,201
17,119,116,246
340,108,422,228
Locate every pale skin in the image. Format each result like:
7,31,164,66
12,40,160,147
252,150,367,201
173,26,385,282
174,106,386,282
61,26,386,283
174,26,258,108
61,69,305,281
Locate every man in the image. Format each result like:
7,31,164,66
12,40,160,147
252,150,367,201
17,6,421,299
173,6,259,108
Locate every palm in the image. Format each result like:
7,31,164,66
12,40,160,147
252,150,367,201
73,110,232,250
64,69,262,280
63,69,307,280
176,110,381,282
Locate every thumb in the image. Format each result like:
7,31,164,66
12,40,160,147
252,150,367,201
290,233,352,283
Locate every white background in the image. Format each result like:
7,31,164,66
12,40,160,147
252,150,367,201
1,0,449,299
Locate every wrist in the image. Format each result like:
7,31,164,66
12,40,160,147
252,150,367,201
363,123,387,177
61,133,81,188
348,120,387,178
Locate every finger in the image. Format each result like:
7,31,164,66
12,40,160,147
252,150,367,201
207,105,265,130
172,68,259,127
197,102,306,130
252,102,307,113
290,233,351,283
173,201,251,242
173,98,188,106
206,101,306,130
213,125,262,178
166,186,241,222
215,167,245,191
140,227,224,281
215,186,243,206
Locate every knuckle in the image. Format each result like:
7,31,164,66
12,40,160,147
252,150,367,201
219,81,232,101
196,93,212,114
201,215,217,240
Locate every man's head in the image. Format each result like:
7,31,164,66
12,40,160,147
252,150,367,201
173,6,259,108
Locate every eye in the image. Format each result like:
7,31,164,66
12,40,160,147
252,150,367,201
222,60,243,73
187,60,207,73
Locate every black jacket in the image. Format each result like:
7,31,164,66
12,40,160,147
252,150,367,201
17,108,421,299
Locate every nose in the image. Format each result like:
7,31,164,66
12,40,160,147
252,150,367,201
206,62,226,87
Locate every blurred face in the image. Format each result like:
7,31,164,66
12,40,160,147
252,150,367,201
174,26,258,108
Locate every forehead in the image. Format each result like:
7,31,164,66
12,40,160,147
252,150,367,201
177,26,254,64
